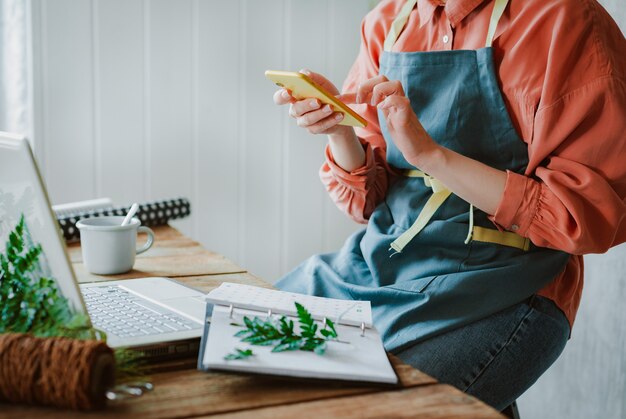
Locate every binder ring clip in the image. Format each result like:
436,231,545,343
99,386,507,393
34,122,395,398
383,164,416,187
106,381,153,401
229,304,234,319
360,322,365,337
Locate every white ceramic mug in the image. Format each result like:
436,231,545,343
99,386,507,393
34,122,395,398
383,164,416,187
76,216,155,275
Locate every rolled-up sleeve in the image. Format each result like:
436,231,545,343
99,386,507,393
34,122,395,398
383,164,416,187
492,77,626,254
320,136,389,224
319,5,395,224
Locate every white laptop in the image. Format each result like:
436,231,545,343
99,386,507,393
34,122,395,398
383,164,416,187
0,132,207,358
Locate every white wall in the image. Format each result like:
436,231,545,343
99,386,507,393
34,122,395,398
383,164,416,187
0,0,31,136
19,1,626,417
29,0,368,283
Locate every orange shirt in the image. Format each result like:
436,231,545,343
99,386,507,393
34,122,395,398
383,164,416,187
320,0,626,327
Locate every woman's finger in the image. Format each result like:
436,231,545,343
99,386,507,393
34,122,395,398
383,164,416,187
289,98,321,118
356,75,389,104
273,89,294,105
371,80,405,106
306,112,344,134
377,93,411,111
300,69,340,95
336,92,357,104
377,95,413,125
296,104,335,127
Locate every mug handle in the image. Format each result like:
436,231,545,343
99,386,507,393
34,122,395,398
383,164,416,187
136,226,155,255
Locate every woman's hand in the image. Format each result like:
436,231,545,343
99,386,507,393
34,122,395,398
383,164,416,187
273,70,352,137
345,75,507,216
272,69,365,172
345,75,440,167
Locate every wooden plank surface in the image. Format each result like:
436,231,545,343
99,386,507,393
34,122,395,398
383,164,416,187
0,356,437,419
66,225,207,263
175,272,273,293
216,385,504,419
0,226,503,418
70,226,245,283
72,252,245,283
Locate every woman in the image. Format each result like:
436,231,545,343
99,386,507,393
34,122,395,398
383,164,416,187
273,0,626,410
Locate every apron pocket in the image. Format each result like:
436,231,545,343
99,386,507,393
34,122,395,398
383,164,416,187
384,275,442,294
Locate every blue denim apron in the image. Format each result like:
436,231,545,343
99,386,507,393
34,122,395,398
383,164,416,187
277,0,570,353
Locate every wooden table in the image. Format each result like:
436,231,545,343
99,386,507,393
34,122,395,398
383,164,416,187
0,226,503,418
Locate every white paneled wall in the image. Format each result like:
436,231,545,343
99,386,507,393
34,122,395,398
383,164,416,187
31,0,368,282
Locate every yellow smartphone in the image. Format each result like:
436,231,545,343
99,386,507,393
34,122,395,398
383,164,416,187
265,70,367,128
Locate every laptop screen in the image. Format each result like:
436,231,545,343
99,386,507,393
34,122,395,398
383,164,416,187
0,133,87,332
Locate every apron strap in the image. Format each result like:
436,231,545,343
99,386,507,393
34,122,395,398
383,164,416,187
464,204,475,244
389,169,452,255
485,0,510,47
390,169,529,254
472,225,531,251
401,169,447,192
382,0,510,52
389,187,452,256
383,0,418,52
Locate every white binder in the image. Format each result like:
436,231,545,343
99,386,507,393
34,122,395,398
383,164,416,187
198,283,398,385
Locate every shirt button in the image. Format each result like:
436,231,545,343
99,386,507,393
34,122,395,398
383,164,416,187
511,224,519,231
442,35,450,44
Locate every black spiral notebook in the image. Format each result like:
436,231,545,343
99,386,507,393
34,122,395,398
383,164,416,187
54,197,191,242
197,283,398,385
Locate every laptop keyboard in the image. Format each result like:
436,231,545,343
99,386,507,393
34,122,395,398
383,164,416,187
82,285,202,339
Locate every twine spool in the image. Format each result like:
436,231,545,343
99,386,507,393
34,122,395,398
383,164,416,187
0,333,115,410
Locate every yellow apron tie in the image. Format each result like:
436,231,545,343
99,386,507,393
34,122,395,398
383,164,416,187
464,204,474,244
392,169,529,254
389,170,452,256
472,226,531,251
383,0,418,52
485,0,509,47
384,0,509,51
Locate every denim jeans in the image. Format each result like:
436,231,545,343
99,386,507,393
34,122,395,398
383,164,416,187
394,295,570,411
